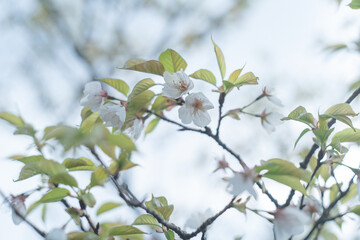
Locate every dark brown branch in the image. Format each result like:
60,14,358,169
89,147,235,239
215,92,225,137
0,190,46,238
303,176,354,240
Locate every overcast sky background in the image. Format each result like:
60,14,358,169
1,0,360,239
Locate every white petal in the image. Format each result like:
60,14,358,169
268,95,284,107
46,228,67,240
262,120,275,133
11,199,26,225
267,112,284,126
162,85,182,99
84,82,102,94
178,106,192,124
193,110,211,127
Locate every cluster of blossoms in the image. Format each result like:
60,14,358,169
80,82,142,139
162,70,214,127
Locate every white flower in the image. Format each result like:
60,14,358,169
80,82,108,111
357,176,360,200
226,168,258,199
98,102,126,128
11,195,26,225
125,118,143,140
178,92,214,127
262,87,283,107
185,209,213,229
162,70,194,99
273,207,310,240
260,110,283,133
46,228,67,240
302,197,322,216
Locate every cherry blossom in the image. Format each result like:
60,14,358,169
80,82,108,111
260,109,283,133
98,102,126,128
125,118,143,140
273,206,310,240
226,168,259,199
302,197,322,216
46,228,67,240
262,87,283,107
11,195,26,225
185,209,213,229
162,70,194,99
178,92,214,127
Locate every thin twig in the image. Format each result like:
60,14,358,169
0,190,46,238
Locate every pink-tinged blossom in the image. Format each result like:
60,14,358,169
125,118,143,140
226,168,259,199
260,110,283,133
98,102,126,128
46,228,67,240
262,87,283,107
302,197,322,217
273,207,310,240
185,209,213,229
80,82,108,111
178,92,214,127
11,195,26,225
162,70,194,99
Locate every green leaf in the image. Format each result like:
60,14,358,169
144,196,173,220
325,103,356,116
331,128,360,148
14,155,46,164
349,0,360,9
212,38,226,80
90,166,109,187
126,90,155,121
155,205,174,221
145,118,160,136
132,214,160,227
350,205,360,216
228,69,243,83
0,112,25,128
14,124,36,136
256,158,309,195
122,60,165,76
62,157,96,171
233,72,259,86
282,106,315,127
39,188,69,203
41,204,47,222
151,95,169,112
189,69,217,86
109,226,147,236
313,128,334,146
329,184,340,203
128,78,155,101
66,208,82,225
98,78,130,96
26,201,42,216
50,172,78,187
341,183,357,203
67,232,99,240
107,133,136,151
159,49,187,73
81,192,96,208
322,114,355,130
164,230,175,240
294,128,311,149
80,112,100,133
96,202,122,216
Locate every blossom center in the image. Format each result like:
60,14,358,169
192,98,204,111
177,81,189,92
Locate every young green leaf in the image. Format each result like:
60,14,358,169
80,112,100,133
81,192,96,208
39,188,69,203
90,166,109,187
228,69,243,83
107,133,136,151
159,49,187,73
98,78,130,96
109,225,147,236
0,112,25,128
128,78,155,101
126,90,155,121
189,69,217,86
121,60,165,76
294,128,311,149
62,157,96,171
132,214,160,227
349,0,360,9
233,72,259,86
325,103,356,116
282,106,315,127
145,118,160,136
350,205,360,216
67,232,98,240
164,230,175,240
212,38,226,79
96,202,122,216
